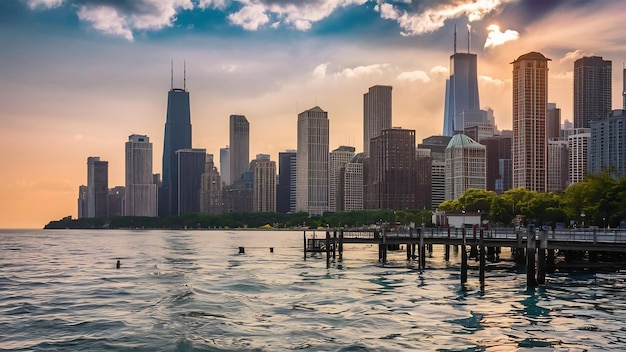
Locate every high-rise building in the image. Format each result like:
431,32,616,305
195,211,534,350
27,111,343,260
77,185,87,219
589,111,626,176
547,103,561,140
277,150,297,213
418,135,452,209
569,130,590,184
574,56,612,129
339,153,365,212
125,134,157,217
363,85,392,156
108,186,125,217
366,128,418,210
160,70,192,216
512,52,550,192
443,28,480,136
176,149,206,215
220,146,230,186
296,106,329,216
547,140,569,192
445,134,486,201
251,154,276,213
229,115,250,185
480,134,512,194
87,156,108,218
199,154,223,215
329,146,355,212
415,149,433,210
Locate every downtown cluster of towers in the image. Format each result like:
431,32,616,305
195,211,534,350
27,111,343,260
77,36,626,220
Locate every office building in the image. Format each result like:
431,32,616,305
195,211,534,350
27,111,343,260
547,103,561,140
77,185,87,219
418,135,452,209
229,115,250,185
199,154,223,215
87,156,108,218
547,140,569,192
363,85,392,156
296,106,329,216
574,56,611,129
176,149,206,215
589,110,626,176
125,134,157,217
108,186,125,217
512,52,550,192
220,146,230,186
569,130,590,185
329,146,356,212
277,150,297,213
445,134,486,200
339,153,365,211
251,154,276,213
160,69,192,216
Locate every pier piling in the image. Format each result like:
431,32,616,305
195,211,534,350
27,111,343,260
461,228,468,284
526,226,537,287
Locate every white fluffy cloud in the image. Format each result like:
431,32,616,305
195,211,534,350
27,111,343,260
313,63,329,79
375,0,514,36
484,24,519,48
559,49,594,64
77,5,134,40
335,63,390,79
228,3,270,30
397,70,431,83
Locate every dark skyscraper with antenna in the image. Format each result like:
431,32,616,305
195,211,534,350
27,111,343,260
159,62,192,216
442,26,480,136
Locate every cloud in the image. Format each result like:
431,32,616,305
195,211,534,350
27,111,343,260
397,70,431,83
228,3,270,30
26,0,63,8
313,63,329,79
375,0,514,36
77,5,134,40
197,0,228,10
484,24,519,48
430,65,448,76
553,71,573,80
559,49,594,64
335,63,390,79
479,75,506,87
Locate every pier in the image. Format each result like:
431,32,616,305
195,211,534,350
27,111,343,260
303,226,626,287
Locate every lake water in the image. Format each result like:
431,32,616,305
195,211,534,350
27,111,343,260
1,229,626,351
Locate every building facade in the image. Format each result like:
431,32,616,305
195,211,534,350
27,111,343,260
569,130,590,185
329,146,356,212
251,154,276,213
277,150,297,213
219,146,230,186
176,149,206,215
339,153,365,212
125,134,157,217
547,140,569,192
296,106,329,216
574,56,612,129
589,110,626,176
512,52,550,192
418,135,452,209
229,115,250,185
199,154,223,215
363,85,392,157
87,156,108,218
444,134,486,201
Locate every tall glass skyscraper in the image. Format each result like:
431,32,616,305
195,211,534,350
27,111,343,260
363,85,392,157
574,56,612,129
443,31,480,136
160,76,192,216
229,115,250,185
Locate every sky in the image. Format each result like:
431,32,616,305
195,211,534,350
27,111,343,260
1,0,626,228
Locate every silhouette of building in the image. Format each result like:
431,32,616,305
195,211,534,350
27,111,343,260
574,56,612,129
87,156,108,218
297,106,329,216
108,186,125,217
229,115,250,185
363,85,392,157
77,185,87,219
220,146,230,186
199,154,223,215
547,103,561,140
160,68,192,216
445,134,486,200
250,154,276,213
125,134,157,217
512,52,550,192
443,28,480,136
176,149,206,215
329,146,355,212
480,134,512,194
277,150,297,213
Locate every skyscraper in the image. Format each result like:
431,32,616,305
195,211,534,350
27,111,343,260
363,85,392,156
297,106,329,216
229,115,250,185
176,149,206,215
574,56,611,129
87,156,108,218
125,134,157,217
443,28,480,136
277,150,297,213
418,135,452,209
512,52,550,192
220,146,230,186
199,154,223,215
329,146,355,212
444,134,486,201
250,154,276,213
547,103,561,140
339,153,365,211
160,67,192,216
589,110,626,176
547,140,569,192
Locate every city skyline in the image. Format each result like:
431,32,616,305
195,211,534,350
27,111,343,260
2,0,626,228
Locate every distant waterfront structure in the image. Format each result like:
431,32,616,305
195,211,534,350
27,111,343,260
589,110,626,177
568,130,590,185
418,135,452,209
108,186,125,217
443,27,480,136
366,128,418,210
250,154,276,213
199,154,223,215
125,134,157,217
296,106,329,216
160,66,192,217
512,52,550,192
574,56,612,129
277,150,297,213
329,146,356,212
547,140,569,192
338,153,365,211
220,146,230,186
444,134,486,201
77,185,87,219
87,156,108,218
176,149,206,215
229,115,250,185
363,85,392,157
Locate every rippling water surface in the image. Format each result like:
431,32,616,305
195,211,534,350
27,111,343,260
2,229,626,351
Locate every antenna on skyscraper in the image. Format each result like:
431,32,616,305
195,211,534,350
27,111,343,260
170,59,174,90
467,24,471,53
184,60,186,91
454,24,457,53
